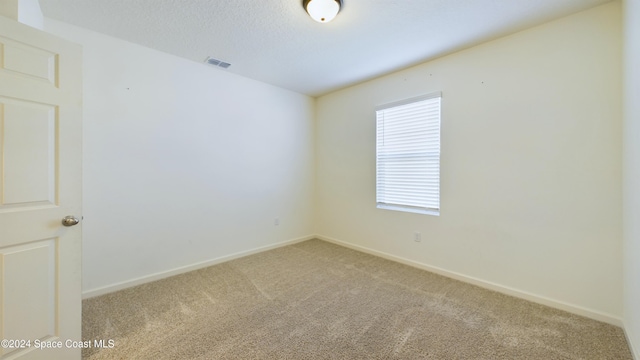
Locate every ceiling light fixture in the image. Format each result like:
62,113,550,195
303,0,342,23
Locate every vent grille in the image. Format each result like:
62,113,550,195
205,57,231,69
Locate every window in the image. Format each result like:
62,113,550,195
376,93,441,215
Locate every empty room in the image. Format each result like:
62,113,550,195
0,0,639,358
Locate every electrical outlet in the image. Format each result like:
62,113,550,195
274,218,280,226
414,232,422,242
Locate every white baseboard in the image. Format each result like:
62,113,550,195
315,234,624,327
82,233,624,328
625,326,639,360
82,234,316,299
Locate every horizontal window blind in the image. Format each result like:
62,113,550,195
376,93,441,215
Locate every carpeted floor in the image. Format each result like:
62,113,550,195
82,239,632,359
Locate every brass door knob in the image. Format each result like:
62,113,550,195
61,215,80,227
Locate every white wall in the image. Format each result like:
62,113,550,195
624,0,640,355
39,1,629,332
316,2,623,323
0,0,43,29
44,19,316,296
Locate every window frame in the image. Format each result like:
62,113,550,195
375,92,442,216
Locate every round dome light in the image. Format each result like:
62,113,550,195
304,0,342,23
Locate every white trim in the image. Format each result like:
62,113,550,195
375,91,442,111
377,203,440,216
315,234,624,327
81,235,316,299
82,232,626,329
625,325,639,360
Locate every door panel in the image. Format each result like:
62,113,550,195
1,35,58,85
1,98,57,207
0,15,82,360
2,239,57,344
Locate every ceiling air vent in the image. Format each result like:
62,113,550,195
205,57,231,69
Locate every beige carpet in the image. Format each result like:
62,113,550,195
82,239,632,359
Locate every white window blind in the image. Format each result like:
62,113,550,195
376,93,441,215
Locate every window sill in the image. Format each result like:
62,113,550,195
377,204,440,216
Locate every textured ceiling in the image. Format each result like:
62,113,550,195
38,0,612,96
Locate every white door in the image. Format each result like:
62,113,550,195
0,15,82,360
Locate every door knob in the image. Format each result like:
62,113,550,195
61,215,80,227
